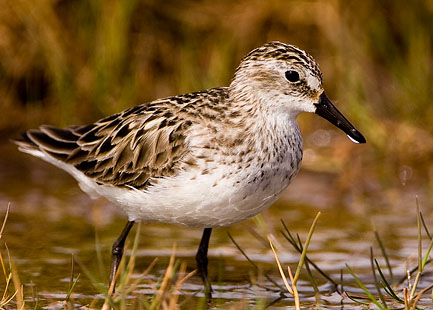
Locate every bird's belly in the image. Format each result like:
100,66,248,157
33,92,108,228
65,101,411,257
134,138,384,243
96,156,301,228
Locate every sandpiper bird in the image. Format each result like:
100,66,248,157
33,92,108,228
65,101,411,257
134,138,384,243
14,41,365,293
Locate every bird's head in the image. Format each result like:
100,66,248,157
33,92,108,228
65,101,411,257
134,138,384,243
230,41,366,144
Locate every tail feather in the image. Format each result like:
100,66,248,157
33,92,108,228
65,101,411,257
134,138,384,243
71,124,96,135
13,131,39,153
27,129,78,154
39,125,81,143
13,125,102,199
13,126,82,159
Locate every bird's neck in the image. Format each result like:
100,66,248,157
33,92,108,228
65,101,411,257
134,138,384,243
216,96,302,162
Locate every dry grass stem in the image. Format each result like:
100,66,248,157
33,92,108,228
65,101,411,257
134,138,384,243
0,203,10,240
287,266,300,310
268,237,294,295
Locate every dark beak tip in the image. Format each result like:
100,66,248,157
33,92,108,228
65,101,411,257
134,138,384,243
356,136,367,144
348,130,366,144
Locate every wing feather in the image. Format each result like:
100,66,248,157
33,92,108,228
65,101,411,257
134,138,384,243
14,103,193,189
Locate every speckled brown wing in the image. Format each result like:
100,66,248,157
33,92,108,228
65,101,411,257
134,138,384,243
17,103,193,189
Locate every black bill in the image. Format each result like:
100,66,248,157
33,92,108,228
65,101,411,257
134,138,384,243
314,92,366,144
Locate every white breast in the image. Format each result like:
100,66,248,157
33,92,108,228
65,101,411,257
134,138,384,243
98,150,302,227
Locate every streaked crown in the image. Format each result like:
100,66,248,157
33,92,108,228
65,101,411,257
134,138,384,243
242,41,322,80
230,41,324,114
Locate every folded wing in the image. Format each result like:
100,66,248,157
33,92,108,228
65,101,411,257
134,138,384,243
15,104,192,189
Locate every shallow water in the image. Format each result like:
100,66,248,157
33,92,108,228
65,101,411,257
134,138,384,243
1,141,433,309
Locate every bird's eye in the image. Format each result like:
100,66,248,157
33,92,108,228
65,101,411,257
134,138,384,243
285,70,300,82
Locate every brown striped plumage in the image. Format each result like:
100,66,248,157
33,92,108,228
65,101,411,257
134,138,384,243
16,88,235,189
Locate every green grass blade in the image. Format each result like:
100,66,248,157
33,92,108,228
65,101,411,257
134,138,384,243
346,264,387,310
280,222,337,286
228,232,283,290
370,247,387,307
293,212,321,284
374,231,393,283
422,237,433,270
410,201,423,300
281,221,300,250
304,257,321,306
227,232,259,272
420,212,432,240
374,259,403,303
345,292,370,306
340,269,344,295
66,274,80,301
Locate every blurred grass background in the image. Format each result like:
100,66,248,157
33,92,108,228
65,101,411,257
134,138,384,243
0,0,432,196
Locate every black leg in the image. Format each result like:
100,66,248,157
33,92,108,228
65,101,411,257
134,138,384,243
109,220,135,292
195,227,213,294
